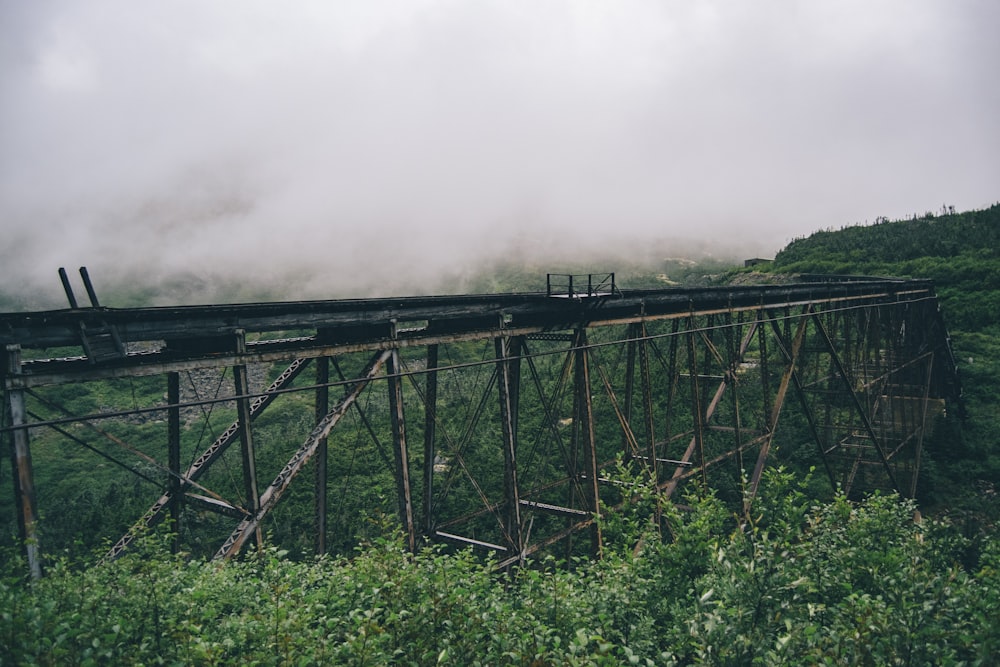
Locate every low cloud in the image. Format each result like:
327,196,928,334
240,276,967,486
1,1,997,306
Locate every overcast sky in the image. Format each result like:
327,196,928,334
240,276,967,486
1,0,997,303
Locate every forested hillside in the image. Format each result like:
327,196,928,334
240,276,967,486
772,204,1000,331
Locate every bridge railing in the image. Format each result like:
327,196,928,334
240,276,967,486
546,273,616,298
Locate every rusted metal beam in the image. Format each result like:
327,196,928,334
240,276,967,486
5,345,41,579
314,356,329,555
168,371,181,552
0,282,935,352
495,333,523,558
232,330,262,550
423,344,439,535
387,337,416,552
573,328,602,556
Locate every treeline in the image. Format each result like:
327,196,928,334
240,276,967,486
771,203,1000,331
3,469,998,665
776,204,999,267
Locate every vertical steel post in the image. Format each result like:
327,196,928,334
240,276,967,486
910,355,935,498
167,371,181,553
638,323,657,477
496,333,523,558
626,322,657,471
232,330,262,550
758,309,772,423
624,323,638,460
686,316,707,486
387,331,416,551
423,345,439,535
573,328,602,556
662,319,680,455
5,345,41,579
314,356,330,555
726,312,745,483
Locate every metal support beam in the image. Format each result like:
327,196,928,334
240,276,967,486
495,333,523,559
167,371,181,552
910,355,935,498
767,317,839,493
423,345,439,535
232,330,262,550
638,323,657,477
687,317,707,487
387,337,416,552
624,324,638,459
624,322,657,473
314,356,329,555
5,345,41,579
573,328,602,556
661,319,759,498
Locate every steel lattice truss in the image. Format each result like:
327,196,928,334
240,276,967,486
2,276,961,576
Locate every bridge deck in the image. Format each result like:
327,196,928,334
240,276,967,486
1,279,934,388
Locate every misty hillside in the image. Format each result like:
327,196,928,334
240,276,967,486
777,203,1000,265
771,203,1000,331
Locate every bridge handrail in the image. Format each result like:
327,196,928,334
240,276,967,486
546,273,616,298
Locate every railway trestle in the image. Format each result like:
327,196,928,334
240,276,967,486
2,274,961,577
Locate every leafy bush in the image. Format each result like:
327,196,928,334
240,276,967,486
3,469,997,665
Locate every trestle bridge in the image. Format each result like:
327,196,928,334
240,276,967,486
2,271,961,578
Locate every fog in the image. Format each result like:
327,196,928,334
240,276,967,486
1,1,997,306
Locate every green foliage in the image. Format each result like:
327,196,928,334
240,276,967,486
3,470,998,665
771,204,1000,332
